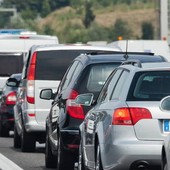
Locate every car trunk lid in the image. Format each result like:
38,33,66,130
126,101,170,140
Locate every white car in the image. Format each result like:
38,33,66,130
13,44,120,152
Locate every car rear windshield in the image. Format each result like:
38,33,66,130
35,50,105,80
0,53,23,76
127,71,170,101
78,63,121,93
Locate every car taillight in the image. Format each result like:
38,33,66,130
27,52,37,104
66,90,85,119
6,91,17,105
19,36,30,39
112,107,152,125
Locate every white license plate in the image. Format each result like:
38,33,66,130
163,120,170,132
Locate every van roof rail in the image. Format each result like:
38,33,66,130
86,51,154,56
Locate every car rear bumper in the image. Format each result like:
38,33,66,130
0,108,14,130
60,128,80,152
24,122,45,132
100,140,162,170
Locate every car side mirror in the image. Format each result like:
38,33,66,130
40,89,55,100
6,78,19,87
160,96,170,111
75,93,94,106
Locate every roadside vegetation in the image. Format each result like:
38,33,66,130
0,0,158,43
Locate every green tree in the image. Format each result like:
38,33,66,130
0,13,13,28
83,1,95,28
109,18,132,41
41,0,51,17
141,21,154,39
43,25,54,35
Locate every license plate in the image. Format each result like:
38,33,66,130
163,120,170,132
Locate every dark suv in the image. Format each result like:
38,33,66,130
40,52,167,169
0,73,21,137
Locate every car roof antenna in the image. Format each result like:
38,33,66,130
123,40,129,60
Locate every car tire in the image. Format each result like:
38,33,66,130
13,124,21,148
21,127,36,152
95,143,103,170
45,133,57,168
0,115,9,137
57,133,75,170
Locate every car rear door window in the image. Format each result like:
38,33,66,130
110,70,129,100
97,69,123,103
61,61,83,91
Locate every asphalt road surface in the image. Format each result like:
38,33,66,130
0,132,54,170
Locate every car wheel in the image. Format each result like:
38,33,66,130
21,127,36,152
57,134,75,170
0,116,9,137
45,133,57,168
13,124,21,148
95,144,103,170
78,140,86,170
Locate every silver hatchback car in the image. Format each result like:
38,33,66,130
77,62,170,170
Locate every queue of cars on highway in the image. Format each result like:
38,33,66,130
40,51,168,170
1,31,170,170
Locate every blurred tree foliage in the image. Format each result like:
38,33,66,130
1,0,153,19
1,0,70,19
109,19,132,41
83,1,95,28
141,21,154,39
0,0,155,43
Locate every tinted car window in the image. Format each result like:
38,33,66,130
110,70,129,100
97,69,123,103
61,61,83,91
0,53,23,76
78,63,121,94
35,50,95,80
86,64,119,92
127,71,170,101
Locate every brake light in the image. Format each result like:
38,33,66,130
66,90,85,119
6,91,17,105
19,36,30,39
67,144,79,149
27,52,37,104
112,107,152,125
27,52,37,80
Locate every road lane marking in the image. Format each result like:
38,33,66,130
0,153,23,170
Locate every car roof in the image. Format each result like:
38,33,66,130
0,34,59,52
73,52,167,66
0,34,58,40
30,43,121,52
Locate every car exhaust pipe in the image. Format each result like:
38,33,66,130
130,160,150,170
